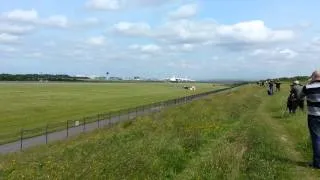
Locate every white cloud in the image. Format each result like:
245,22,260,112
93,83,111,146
169,4,197,19
0,45,17,52
2,9,38,23
154,20,217,44
129,44,139,49
311,37,320,46
302,37,320,53
217,20,294,43
87,36,106,46
250,49,268,56
129,44,161,53
113,22,151,36
25,52,43,58
2,9,69,28
168,60,199,69
134,0,169,6
41,15,68,28
278,48,298,59
250,48,298,59
141,44,161,53
154,20,294,47
181,44,194,51
112,20,294,54
0,33,20,43
44,41,56,47
169,44,195,52
86,0,122,10
212,56,219,61
84,17,100,25
0,23,34,34
298,22,312,29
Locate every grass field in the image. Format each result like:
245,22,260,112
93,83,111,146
0,82,223,137
2,84,320,179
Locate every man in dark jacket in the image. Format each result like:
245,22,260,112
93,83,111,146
300,70,320,168
268,80,274,95
291,80,304,111
275,81,281,92
287,84,297,113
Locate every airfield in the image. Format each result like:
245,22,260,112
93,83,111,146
0,82,224,141
1,83,320,179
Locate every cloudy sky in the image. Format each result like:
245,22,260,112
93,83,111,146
0,0,319,80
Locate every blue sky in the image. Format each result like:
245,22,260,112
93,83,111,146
0,0,319,80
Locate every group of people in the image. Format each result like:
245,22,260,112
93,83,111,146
266,71,320,169
257,79,282,95
257,71,320,169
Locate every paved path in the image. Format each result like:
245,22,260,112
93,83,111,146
0,87,234,154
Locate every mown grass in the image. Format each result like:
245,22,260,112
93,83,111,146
0,82,222,136
1,84,320,179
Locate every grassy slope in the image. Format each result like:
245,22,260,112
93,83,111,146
1,84,320,179
0,82,220,135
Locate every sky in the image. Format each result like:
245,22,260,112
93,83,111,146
0,0,320,80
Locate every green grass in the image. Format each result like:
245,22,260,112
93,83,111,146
1,84,320,179
0,82,222,137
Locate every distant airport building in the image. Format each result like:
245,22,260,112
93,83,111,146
109,77,123,81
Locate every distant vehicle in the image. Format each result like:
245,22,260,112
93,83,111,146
183,85,196,91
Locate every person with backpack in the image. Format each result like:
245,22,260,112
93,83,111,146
287,84,298,113
290,80,304,111
268,80,274,95
275,81,281,92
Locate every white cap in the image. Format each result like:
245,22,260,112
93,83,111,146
293,80,300,85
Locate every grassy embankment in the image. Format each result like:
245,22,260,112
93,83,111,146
1,84,320,179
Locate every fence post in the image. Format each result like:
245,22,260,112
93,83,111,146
66,120,69,137
98,114,100,128
83,118,86,132
45,124,48,144
135,107,138,117
128,109,130,120
20,129,23,151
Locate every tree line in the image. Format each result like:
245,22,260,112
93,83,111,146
278,76,309,82
0,74,89,82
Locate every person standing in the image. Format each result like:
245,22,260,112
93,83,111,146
275,81,281,92
291,80,304,111
268,80,274,95
301,70,320,168
287,84,297,113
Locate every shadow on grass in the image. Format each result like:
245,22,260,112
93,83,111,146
270,154,311,168
272,110,307,120
272,113,291,119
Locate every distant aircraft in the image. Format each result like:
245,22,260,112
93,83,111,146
164,76,195,83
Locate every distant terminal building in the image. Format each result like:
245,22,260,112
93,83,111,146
93,76,107,80
109,77,123,81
